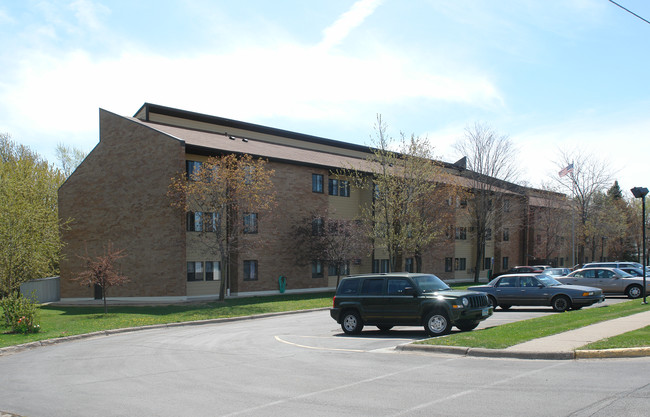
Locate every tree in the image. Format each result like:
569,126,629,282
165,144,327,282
290,210,371,286
168,154,276,300
74,242,129,314
55,143,87,178
349,116,455,272
452,122,521,282
0,133,65,296
554,148,614,264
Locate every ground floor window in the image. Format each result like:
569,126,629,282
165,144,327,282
328,261,349,276
454,258,466,271
244,260,258,281
484,257,492,270
187,261,221,281
312,260,324,278
372,259,389,273
405,257,414,273
502,256,509,270
205,261,221,281
445,257,453,272
187,262,203,281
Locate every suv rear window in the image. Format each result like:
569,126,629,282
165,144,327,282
337,279,360,295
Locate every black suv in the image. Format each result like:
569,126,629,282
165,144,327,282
330,273,493,336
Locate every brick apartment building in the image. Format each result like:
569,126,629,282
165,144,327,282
58,103,571,301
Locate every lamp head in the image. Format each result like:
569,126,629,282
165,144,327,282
631,187,649,199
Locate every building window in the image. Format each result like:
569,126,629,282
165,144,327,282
205,261,220,281
312,217,324,236
503,199,511,213
536,234,542,245
312,260,324,278
187,261,203,281
455,227,467,240
186,160,203,180
328,262,349,277
339,180,350,197
502,257,509,270
454,258,466,271
312,174,323,193
187,212,218,232
486,228,492,241
405,258,414,273
243,213,258,234
187,212,200,232
243,260,258,281
503,228,510,242
484,257,492,270
372,259,389,273
445,257,453,272
328,178,339,196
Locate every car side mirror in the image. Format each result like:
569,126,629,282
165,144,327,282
404,287,417,296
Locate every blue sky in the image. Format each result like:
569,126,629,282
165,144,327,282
1,0,648,193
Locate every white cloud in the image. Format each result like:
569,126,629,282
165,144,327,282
318,0,383,50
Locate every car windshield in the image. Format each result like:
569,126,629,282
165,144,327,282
413,274,450,292
537,275,562,286
613,268,634,277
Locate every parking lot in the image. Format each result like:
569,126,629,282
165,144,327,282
1,297,645,417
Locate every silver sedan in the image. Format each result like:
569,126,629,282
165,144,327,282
557,267,650,299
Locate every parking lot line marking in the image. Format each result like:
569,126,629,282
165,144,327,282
274,336,365,352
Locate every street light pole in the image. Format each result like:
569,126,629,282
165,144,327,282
631,187,648,304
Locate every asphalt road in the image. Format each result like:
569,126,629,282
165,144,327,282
1,297,648,417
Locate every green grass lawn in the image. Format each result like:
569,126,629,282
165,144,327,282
0,292,334,348
579,325,650,350
417,300,650,349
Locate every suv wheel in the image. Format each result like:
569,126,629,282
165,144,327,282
341,311,364,335
424,311,451,336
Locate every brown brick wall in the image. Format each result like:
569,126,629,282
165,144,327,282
232,163,330,293
59,110,186,298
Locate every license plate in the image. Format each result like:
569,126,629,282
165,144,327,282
482,308,490,316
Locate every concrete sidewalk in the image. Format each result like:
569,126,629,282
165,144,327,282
505,309,650,356
399,309,650,360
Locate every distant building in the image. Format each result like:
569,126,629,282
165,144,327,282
58,103,571,301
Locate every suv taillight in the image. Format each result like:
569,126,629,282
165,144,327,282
332,296,336,307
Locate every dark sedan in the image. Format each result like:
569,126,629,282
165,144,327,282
469,274,604,312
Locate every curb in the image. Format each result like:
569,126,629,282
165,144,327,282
396,343,650,360
0,307,330,357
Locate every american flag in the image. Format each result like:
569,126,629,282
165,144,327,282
558,163,574,177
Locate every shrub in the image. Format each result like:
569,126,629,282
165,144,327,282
0,292,41,334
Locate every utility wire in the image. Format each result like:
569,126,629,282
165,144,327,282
608,0,650,25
